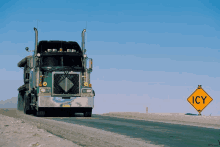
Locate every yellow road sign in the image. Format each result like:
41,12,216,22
187,85,213,113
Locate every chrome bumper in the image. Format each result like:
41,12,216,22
37,96,94,108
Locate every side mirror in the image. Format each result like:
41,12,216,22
25,47,29,52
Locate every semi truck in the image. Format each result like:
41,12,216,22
17,28,95,117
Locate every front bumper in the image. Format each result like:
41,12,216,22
37,96,94,108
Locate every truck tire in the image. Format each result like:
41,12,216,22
17,93,22,110
35,110,45,117
69,111,75,117
84,111,92,117
24,95,32,114
23,98,28,114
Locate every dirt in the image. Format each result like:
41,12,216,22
0,113,81,147
0,109,164,147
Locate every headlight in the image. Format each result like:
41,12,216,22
87,89,91,92
82,89,92,93
40,87,51,93
41,88,46,92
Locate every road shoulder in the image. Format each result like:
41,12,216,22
0,113,81,147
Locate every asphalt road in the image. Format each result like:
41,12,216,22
0,109,219,147
50,114,220,147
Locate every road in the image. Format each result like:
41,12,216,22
0,109,219,147
49,114,220,147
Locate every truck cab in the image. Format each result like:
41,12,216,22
17,28,94,117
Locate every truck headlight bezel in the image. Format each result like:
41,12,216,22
82,88,92,93
41,88,46,92
40,87,51,93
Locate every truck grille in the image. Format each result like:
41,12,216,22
53,72,80,95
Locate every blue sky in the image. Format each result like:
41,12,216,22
1,0,220,115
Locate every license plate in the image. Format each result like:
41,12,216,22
62,104,70,107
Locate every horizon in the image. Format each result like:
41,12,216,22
1,0,220,115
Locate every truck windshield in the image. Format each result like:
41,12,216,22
42,55,82,67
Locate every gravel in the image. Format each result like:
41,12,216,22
0,114,81,147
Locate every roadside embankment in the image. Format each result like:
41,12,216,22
101,112,220,129
0,109,164,147
0,113,81,147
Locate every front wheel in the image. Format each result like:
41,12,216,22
17,93,22,110
23,98,29,114
84,111,92,117
35,110,45,117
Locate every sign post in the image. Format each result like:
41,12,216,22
187,85,213,115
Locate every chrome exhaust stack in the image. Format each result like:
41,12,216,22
33,27,39,89
34,27,38,56
81,29,87,85
81,29,86,55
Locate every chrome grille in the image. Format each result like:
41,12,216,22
53,72,80,95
